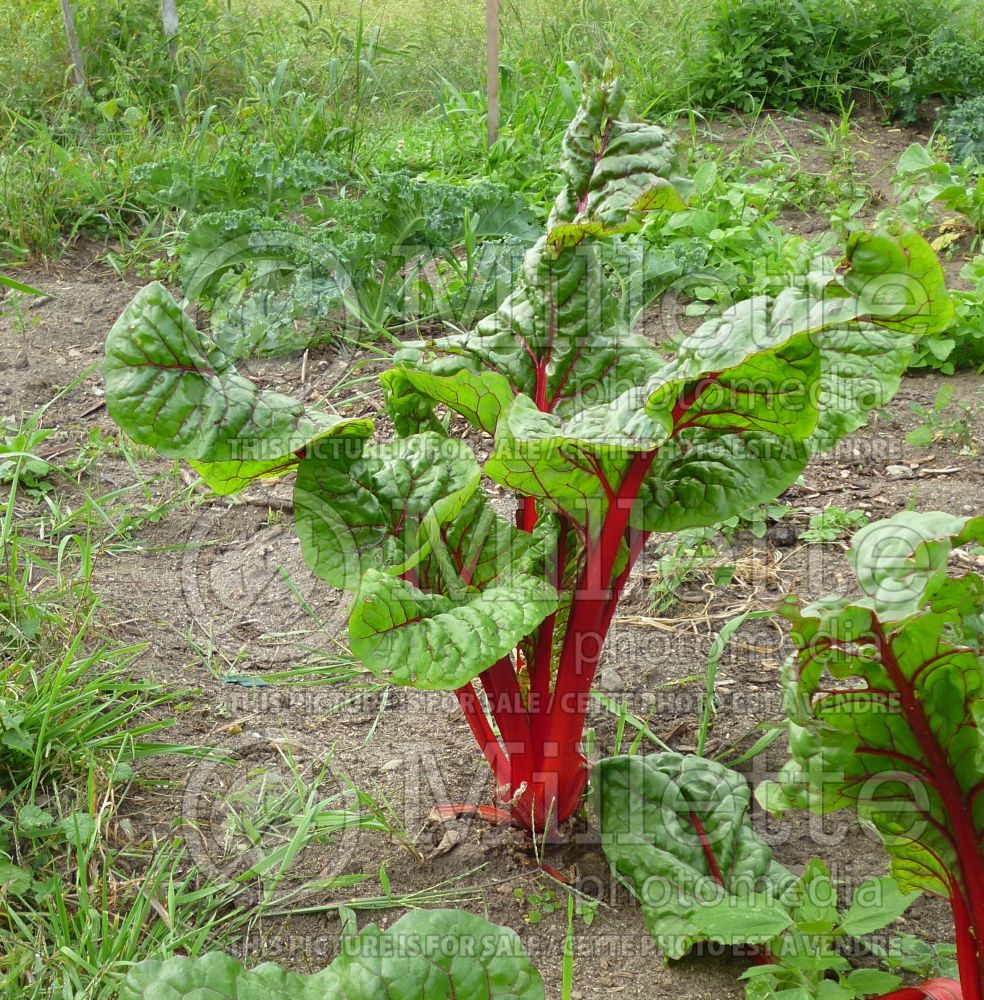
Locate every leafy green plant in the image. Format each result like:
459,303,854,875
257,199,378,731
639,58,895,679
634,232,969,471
131,146,348,217
513,884,560,924
0,423,56,494
686,0,949,114
890,25,984,123
905,253,984,373
800,506,870,544
649,531,720,613
102,74,952,836
118,909,544,999
906,384,978,449
174,170,536,354
762,510,984,1000
593,753,921,997
868,934,959,983
942,96,984,167
739,863,921,999
717,501,796,542
636,156,822,315
892,144,984,252
933,254,984,374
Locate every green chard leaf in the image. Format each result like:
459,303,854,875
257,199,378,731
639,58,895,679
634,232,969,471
386,75,687,438
119,909,544,999
547,74,690,229
104,283,371,494
349,566,557,690
593,752,795,959
294,432,482,589
767,512,984,910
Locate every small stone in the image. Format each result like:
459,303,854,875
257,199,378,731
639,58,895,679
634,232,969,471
885,464,910,476
379,758,404,773
597,668,624,692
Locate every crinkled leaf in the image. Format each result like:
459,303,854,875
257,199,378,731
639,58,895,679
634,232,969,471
392,238,667,431
349,568,557,690
770,530,984,904
120,951,323,1000
484,393,667,534
104,283,371,494
388,76,685,436
634,429,808,534
382,365,515,437
652,230,952,455
294,432,480,590
593,752,794,959
119,909,544,1000
847,511,984,621
548,75,688,228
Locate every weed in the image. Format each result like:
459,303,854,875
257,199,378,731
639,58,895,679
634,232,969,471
799,506,870,543
685,0,950,114
891,142,984,251
906,383,979,450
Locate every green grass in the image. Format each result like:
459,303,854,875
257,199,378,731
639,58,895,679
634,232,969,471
0,399,489,994
0,0,708,256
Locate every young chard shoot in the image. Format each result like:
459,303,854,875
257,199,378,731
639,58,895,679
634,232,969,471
103,74,952,836
762,511,984,1000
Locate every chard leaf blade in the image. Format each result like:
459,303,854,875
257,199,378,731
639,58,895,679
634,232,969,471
119,909,544,999
594,752,794,959
104,282,372,494
349,569,558,690
772,518,984,904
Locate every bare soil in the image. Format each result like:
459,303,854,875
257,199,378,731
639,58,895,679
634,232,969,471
1,110,982,999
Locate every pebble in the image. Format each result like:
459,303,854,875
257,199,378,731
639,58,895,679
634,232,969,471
597,668,624,692
885,464,910,476
379,758,403,773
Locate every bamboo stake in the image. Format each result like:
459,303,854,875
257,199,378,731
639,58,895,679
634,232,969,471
486,0,500,147
161,0,180,60
59,0,86,90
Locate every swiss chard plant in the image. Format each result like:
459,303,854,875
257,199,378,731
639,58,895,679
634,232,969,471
103,74,953,835
118,908,544,999
762,511,984,1000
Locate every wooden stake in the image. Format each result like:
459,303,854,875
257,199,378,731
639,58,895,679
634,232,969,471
486,0,500,148
59,0,86,90
161,0,180,60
